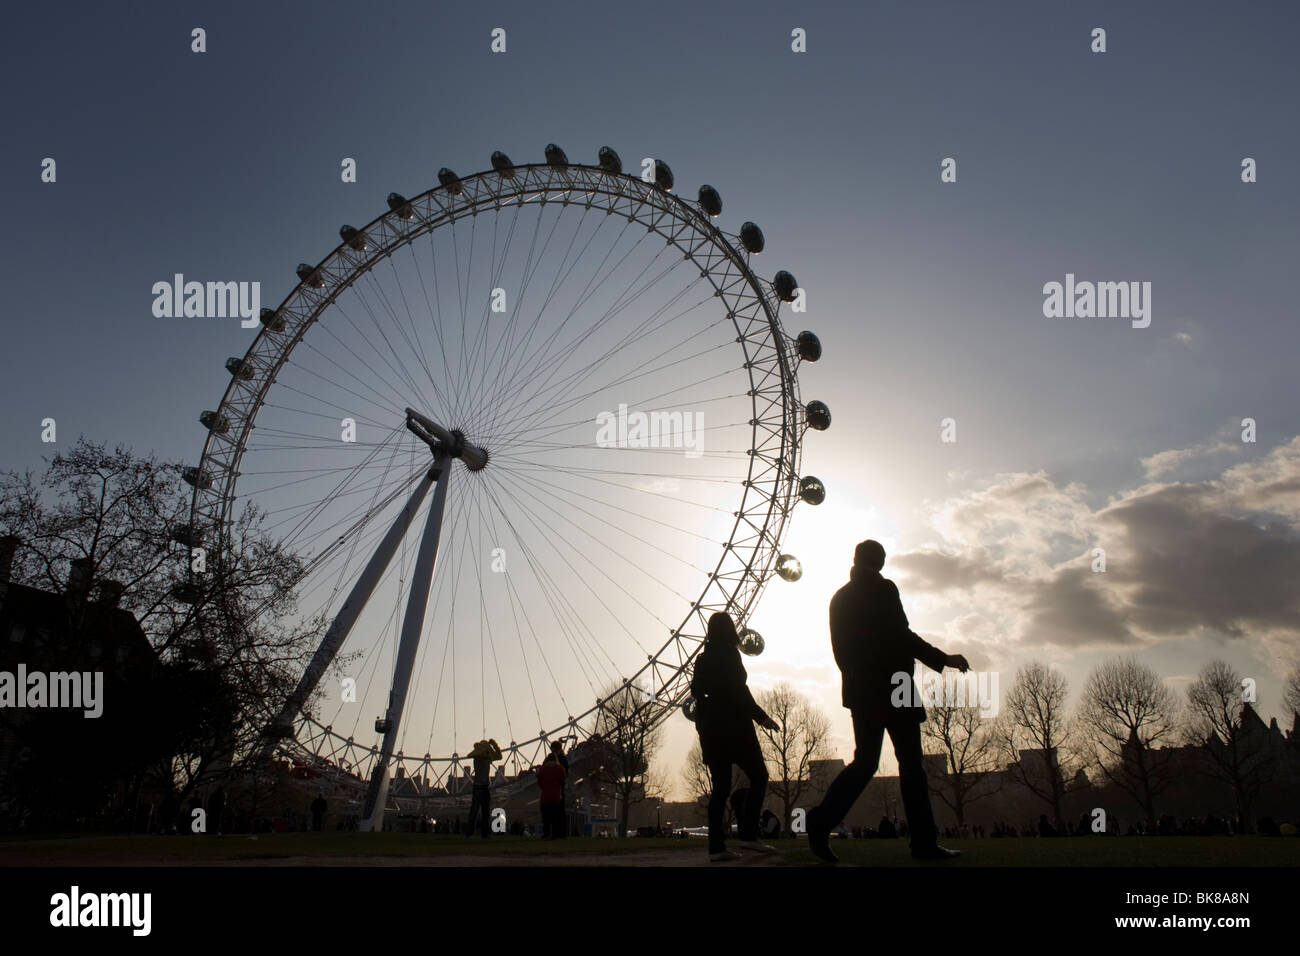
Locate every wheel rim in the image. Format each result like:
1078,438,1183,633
186,155,810,791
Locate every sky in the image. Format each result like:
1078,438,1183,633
2,0,1298,797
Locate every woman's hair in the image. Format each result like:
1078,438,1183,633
706,611,739,646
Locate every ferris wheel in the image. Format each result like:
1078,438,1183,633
182,144,830,828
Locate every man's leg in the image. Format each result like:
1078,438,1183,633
807,711,885,862
887,717,941,852
815,710,885,827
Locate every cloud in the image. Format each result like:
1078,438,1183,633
1139,435,1239,479
1220,436,1300,520
894,436,1300,653
1020,560,1135,648
923,471,1093,574
890,548,1004,591
1099,480,1300,640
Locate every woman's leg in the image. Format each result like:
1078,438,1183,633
707,759,733,853
736,734,769,842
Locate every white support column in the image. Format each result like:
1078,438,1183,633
361,456,452,831
256,468,438,762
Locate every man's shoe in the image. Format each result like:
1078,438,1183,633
911,844,960,860
807,810,838,864
709,849,741,862
738,840,777,854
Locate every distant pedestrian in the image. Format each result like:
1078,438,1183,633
549,740,570,838
466,738,502,838
206,786,225,836
311,793,327,831
537,753,567,840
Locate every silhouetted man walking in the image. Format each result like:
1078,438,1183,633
807,540,969,863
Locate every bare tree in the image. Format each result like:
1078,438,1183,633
1185,659,1275,831
1077,657,1181,823
0,438,322,820
1284,666,1300,729
754,682,832,834
998,661,1079,829
681,741,714,806
923,701,999,826
588,682,664,836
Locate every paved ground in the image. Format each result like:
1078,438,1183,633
200,849,785,867
0,834,788,867
0,834,1294,866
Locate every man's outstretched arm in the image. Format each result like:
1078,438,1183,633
885,579,969,672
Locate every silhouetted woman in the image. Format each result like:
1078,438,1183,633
691,611,779,861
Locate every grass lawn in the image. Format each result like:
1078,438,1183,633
0,833,1295,866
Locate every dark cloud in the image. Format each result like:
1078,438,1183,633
892,549,1003,591
1019,564,1135,648
1100,485,1300,639
895,437,1300,651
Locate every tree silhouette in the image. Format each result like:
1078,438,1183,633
754,682,831,835
1185,659,1275,832
1078,656,1181,823
588,681,664,836
997,661,1081,830
1284,666,1300,728
923,698,1000,826
0,437,324,822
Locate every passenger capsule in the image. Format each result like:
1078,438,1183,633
199,410,230,434
170,524,206,548
795,330,822,362
182,466,213,489
738,628,765,656
653,159,674,191
799,475,826,506
697,184,722,217
339,225,367,251
773,270,799,302
259,308,285,331
739,221,765,254
491,151,516,178
775,554,803,582
171,582,203,604
225,357,254,380
438,167,464,195
386,192,414,219
544,143,569,166
681,696,698,722
805,401,831,431
296,263,324,288
597,146,622,174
